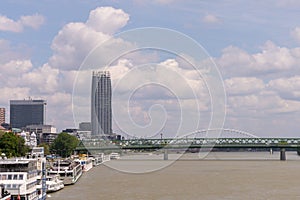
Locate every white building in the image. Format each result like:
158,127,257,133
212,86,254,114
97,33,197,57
20,131,37,148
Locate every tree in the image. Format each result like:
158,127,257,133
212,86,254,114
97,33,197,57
50,132,79,158
0,131,29,157
38,143,50,155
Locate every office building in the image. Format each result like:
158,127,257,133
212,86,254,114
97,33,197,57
91,71,112,136
0,108,5,124
10,99,46,129
79,122,91,131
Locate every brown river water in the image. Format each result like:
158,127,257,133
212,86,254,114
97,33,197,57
48,152,300,200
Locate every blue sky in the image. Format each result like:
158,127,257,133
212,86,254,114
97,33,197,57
1,0,300,137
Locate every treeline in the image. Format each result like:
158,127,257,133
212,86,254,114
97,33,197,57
0,131,79,158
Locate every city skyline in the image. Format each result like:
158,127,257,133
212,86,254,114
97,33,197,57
0,1,300,137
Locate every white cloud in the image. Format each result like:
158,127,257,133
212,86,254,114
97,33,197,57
49,7,130,70
86,7,129,35
21,64,59,94
0,15,22,32
0,87,30,105
0,39,30,63
108,58,208,100
0,59,32,75
43,92,73,128
218,41,300,77
49,22,111,70
225,77,265,95
0,14,44,32
0,60,33,88
19,14,45,30
291,27,300,43
202,14,221,24
228,92,285,116
268,76,300,100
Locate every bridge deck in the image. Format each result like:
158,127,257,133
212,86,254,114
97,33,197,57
76,138,300,151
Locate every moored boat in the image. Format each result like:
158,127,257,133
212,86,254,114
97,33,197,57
74,154,93,172
0,159,41,200
46,175,64,193
110,153,120,160
92,153,104,166
47,159,82,185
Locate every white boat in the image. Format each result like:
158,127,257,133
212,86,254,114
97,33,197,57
46,175,64,193
92,153,104,166
110,153,120,160
48,160,82,185
0,159,41,200
74,155,93,172
103,155,111,162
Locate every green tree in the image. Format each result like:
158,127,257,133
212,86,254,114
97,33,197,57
0,131,28,157
38,143,50,155
50,132,79,158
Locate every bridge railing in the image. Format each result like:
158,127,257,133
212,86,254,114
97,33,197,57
76,138,300,151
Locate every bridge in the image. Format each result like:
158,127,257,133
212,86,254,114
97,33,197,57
75,129,300,160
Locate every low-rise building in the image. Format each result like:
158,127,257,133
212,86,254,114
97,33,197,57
24,125,57,145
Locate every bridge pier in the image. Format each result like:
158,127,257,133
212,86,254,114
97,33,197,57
163,149,168,160
280,148,286,161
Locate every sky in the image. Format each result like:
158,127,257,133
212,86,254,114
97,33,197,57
1,0,300,138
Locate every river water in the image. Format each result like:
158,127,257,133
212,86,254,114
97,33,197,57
48,152,300,199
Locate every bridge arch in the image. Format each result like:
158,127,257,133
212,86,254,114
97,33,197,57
186,128,259,139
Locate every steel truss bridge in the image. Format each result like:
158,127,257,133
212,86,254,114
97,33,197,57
76,129,300,152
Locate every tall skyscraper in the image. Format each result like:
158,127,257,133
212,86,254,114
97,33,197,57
91,71,112,136
0,108,5,124
10,99,46,129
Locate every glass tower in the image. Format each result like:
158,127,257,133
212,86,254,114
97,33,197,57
10,99,46,129
91,71,112,136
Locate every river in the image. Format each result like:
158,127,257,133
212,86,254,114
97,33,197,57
48,152,300,199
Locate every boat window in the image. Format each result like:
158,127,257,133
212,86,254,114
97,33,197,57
2,175,6,180
7,174,12,180
19,174,23,180
13,174,18,180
